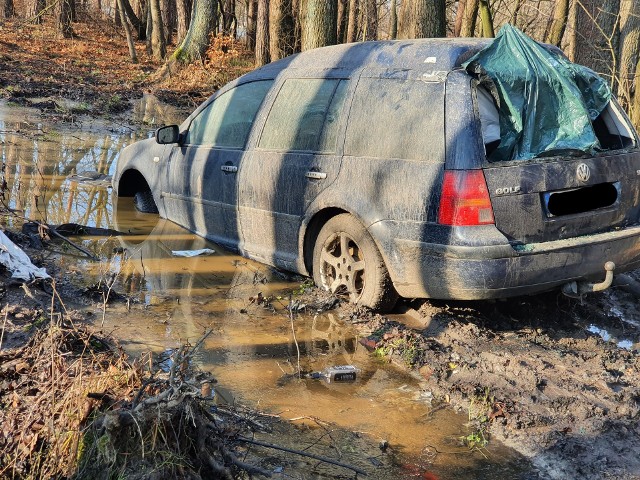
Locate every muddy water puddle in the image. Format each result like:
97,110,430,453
1,102,534,478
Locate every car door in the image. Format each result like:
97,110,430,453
237,77,350,270
163,81,273,247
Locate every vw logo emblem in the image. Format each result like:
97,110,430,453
576,163,590,182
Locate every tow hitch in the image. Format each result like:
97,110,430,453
561,261,615,298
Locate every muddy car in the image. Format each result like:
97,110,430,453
113,27,640,311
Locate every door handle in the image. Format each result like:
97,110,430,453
305,171,327,180
221,165,238,173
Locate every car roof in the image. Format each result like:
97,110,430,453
243,38,493,81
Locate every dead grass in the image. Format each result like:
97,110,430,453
0,288,138,479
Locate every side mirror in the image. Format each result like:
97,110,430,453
156,125,180,144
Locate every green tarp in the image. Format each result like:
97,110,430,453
463,24,612,162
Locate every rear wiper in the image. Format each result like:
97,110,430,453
535,148,590,159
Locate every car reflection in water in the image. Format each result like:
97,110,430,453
110,196,357,365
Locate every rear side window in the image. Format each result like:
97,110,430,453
259,78,348,152
185,80,273,147
345,78,445,162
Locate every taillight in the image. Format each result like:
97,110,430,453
438,170,495,226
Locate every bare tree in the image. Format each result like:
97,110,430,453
389,0,397,39
632,57,640,127
398,0,446,39
478,0,494,37
362,0,376,40
346,0,358,42
221,0,236,35
459,0,478,36
57,0,75,38
337,0,348,43
118,0,138,62
150,0,167,58
27,0,46,22
301,0,337,50
569,0,620,81
255,0,270,65
246,0,258,50
1,0,14,18
545,0,570,46
120,0,147,40
616,0,640,108
175,0,191,44
269,0,294,60
172,0,216,63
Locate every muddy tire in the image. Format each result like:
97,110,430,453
313,214,398,312
133,190,158,214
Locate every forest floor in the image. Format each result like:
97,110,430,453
1,15,640,480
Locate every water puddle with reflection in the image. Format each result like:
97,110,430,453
1,101,534,478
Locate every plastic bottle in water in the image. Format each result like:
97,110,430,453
310,365,359,383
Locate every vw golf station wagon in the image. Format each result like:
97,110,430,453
113,26,640,311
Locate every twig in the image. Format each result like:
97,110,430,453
46,226,98,260
236,436,368,476
288,295,301,378
0,308,7,350
220,445,272,478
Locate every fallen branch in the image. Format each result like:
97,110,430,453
236,436,368,476
44,225,98,260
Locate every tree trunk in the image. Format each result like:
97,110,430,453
454,0,465,36
478,0,494,37
146,2,153,53
57,0,74,38
398,0,445,39
569,0,621,82
544,0,569,46
631,57,640,129
301,0,337,50
361,0,376,40
510,0,523,26
616,0,640,108
292,0,301,51
27,0,46,23
175,0,191,44
113,0,121,26
221,0,236,35
161,0,175,45
246,0,257,50
121,0,147,40
1,0,14,18
389,0,397,39
337,0,347,43
346,0,357,42
150,0,167,59
269,0,294,60
172,0,216,63
118,0,139,62
255,0,270,66
459,0,478,36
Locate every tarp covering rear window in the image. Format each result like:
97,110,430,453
463,24,612,162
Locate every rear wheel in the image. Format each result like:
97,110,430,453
133,190,158,214
312,214,398,312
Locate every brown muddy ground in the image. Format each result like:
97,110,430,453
337,288,640,480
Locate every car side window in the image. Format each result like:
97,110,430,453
185,80,273,148
259,78,348,152
344,78,445,162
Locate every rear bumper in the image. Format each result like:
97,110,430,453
370,221,640,300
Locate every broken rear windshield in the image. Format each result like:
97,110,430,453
464,24,635,163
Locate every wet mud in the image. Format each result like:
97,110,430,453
1,101,639,479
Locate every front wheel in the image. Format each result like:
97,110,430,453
133,190,159,214
312,214,398,312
